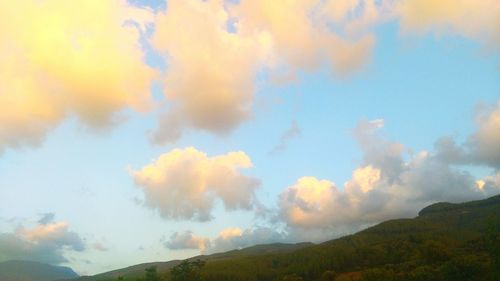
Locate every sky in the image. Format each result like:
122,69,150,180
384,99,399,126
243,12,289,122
0,0,499,276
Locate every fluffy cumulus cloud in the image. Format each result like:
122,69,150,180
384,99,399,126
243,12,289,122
150,0,382,143
165,227,286,254
279,115,500,241
2,0,498,150
0,0,155,152
0,220,85,264
150,0,271,143
279,177,341,229
147,0,499,141
132,147,260,221
208,227,286,253
233,0,377,74
164,231,210,251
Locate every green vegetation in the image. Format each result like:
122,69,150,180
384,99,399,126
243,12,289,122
79,194,500,281
169,260,205,281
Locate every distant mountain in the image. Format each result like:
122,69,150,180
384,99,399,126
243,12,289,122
75,194,500,281
0,260,78,281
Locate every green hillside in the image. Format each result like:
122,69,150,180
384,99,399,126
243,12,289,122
75,243,313,281
0,260,78,281
77,194,500,281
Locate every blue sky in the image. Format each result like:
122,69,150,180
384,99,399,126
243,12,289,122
0,0,499,275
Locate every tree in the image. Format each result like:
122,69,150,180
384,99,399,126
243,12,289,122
439,255,483,281
145,266,160,281
170,260,205,281
419,240,450,264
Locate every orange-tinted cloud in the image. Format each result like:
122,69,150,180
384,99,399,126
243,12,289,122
150,0,377,142
396,0,500,50
151,0,271,142
0,220,84,264
132,147,260,221
278,117,499,240
0,0,155,151
233,0,376,74
164,231,210,251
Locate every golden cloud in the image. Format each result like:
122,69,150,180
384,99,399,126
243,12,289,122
132,147,260,221
150,0,377,142
2,0,498,150
151,0,271,142
396,0,500,50
0,0,155,151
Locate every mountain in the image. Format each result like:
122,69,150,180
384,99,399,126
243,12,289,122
0,260,78,281
75,194,500,281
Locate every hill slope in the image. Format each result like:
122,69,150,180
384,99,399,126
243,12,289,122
75,242,313,280
196,194,500,281
76,194,500,281
0,260,78,281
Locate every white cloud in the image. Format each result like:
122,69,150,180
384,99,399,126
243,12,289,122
278,117,499,241
208,227,286,254
435,101,500,168
150,0,381,142
0,220,85,264
1,0,497,152
396,0,500,51
164,231,210,251
233,0,376,74
150,0,271,143
469,102,500,167
132,147,260,221
166,227,287,254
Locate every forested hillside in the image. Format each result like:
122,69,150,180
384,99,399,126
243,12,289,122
76,195,500,281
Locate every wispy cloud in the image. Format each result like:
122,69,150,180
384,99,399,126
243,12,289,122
269,120,301,155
